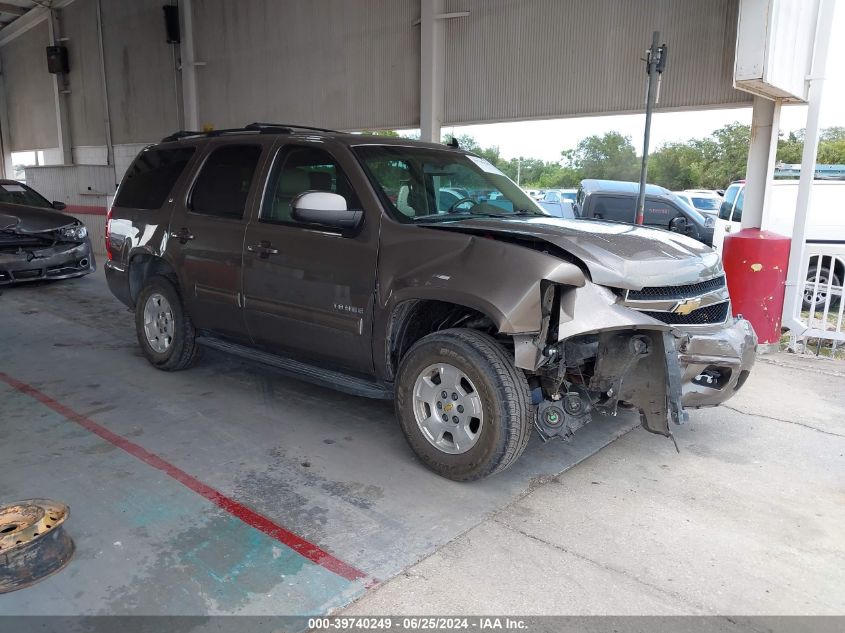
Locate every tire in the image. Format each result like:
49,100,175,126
135,275,202,371
803,266,842,311
395,328,533,481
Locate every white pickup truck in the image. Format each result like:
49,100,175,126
714,179,845,310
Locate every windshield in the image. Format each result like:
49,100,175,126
561,191,577,202
667,193,707,224
0,182,52,208
354,145,549,222
690,196,720,211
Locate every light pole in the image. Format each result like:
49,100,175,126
635,32,668,225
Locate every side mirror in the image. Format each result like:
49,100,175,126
669,216,689,234
52,201,67,210
291,192,363,231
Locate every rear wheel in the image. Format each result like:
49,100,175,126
135,275,202,371
395,328,533,481
803,266,842,311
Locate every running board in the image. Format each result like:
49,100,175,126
196,336,393,400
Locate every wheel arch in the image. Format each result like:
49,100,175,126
384,298,503,381
808,254,845,281
128,251,179,305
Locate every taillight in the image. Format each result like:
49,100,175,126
105,207,113,261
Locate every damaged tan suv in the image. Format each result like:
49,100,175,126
105,124,756,480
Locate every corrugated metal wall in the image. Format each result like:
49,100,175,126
0,0,753,154
443,0,752,125
63,0,106,147
0,21,58,151
99,0,181,144
192,0,420,131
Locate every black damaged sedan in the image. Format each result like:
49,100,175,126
0,180,95,285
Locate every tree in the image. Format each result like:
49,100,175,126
777,127,845,164
777,131,804,164
567,132,639,181
648,142,701,191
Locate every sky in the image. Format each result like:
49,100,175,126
440,0,845,163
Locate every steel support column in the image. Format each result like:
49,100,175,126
47,9,72,165
179,0,200,131
419,0,445,143
742,96,781,230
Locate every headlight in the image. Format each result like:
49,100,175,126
57,224,88,241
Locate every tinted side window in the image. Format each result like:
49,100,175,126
644,199,681,228
115,147,195,210
732,190,744,222
261,146,359,224
190,145,262,219
591,195,635,223
719,184,741,220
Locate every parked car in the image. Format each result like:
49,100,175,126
715,179,845,309
674,189,723,217
542,189,577,204
106,124,755,481
574,179,716,246
538,188,578,218
0,179,95,285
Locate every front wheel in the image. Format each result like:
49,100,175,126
395,329,533,481
803,266,842,311
135,275,202,371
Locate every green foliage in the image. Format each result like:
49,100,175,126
566,132,639,181
777,127,845,164
405,123,845,193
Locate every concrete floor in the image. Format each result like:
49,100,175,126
346,355,845,615
0,268,638,616
2,268,842,618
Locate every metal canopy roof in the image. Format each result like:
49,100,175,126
0,1,37,31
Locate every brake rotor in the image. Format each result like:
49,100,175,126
0,499,74,593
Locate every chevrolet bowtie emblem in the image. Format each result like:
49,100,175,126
673,298,702,316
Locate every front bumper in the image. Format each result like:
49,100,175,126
0,239,96,285
677,317,757,408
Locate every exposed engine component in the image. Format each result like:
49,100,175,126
535,387,593,442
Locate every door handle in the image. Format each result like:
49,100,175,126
247,240,279,259
170,227,195,244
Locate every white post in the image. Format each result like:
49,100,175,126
783,0,836,333
742,96,780,230
179,0,200,131
0,58,12,178
47,9,73,165
419,0,445,143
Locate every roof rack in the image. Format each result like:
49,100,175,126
160,122,340,143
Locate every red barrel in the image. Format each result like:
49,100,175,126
721,228,791,344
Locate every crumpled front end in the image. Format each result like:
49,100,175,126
517,276,756,443
0,224,95,285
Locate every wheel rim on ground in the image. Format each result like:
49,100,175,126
412,362,484,454
143,292,175,353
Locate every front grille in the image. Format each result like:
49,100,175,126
628,275,726,301
641,301,730,325
12,268,42,280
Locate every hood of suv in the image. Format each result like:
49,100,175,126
419,216,722,290
0,202,77,234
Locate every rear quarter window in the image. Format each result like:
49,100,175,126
114,147,195,210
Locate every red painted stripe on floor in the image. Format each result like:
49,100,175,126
0,371,373,585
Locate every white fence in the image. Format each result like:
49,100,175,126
784,244,845,354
